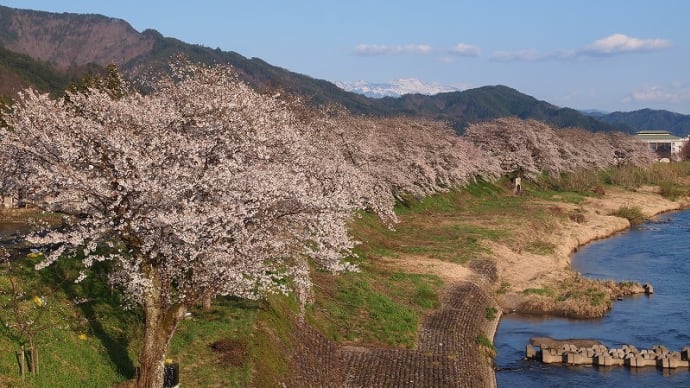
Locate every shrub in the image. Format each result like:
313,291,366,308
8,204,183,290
659,181,686,200
610,205,646,226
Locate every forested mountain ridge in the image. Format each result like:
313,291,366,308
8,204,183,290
0,5,154,70
0,4,683,134
587,108,690,137
375,85,625,132
0,5,382,114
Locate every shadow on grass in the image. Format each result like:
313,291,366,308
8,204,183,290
39,259,140,379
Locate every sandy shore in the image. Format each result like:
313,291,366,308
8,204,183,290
495,185,688,314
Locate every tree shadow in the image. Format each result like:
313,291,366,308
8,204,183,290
39,259,140,379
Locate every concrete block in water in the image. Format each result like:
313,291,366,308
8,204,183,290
626,356,657,368
643,283,654,294
541,349,563,364
641,350,656,360
595,354,624,367
565,352,591,365
682,347,690,361
525,344,537,359
659,357,687,369
653,344,669,355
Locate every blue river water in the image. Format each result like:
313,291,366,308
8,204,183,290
495,209,690,387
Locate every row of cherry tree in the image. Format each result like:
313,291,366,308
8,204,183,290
463,118,654,179
0,62,652,387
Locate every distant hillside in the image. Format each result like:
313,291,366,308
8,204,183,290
0,6,154,71
0,4,653,134
593,109,690,137
0,44,82,98
0,5,379,114
375,85,625,132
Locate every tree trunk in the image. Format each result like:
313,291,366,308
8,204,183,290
202,293,212,311
136,270,185,388
19,347,25,379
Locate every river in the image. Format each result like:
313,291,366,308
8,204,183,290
494,209,690,387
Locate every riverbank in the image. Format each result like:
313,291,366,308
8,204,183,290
495,185,689,317
495,201,690,387
388,184,689,317
381,183,689,387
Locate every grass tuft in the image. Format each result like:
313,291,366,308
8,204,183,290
610,205,646,226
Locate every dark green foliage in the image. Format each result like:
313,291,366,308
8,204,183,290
0,44,73,97
0,95,11,128
66,64,127,100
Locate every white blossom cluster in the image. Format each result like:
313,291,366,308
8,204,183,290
463,118,654,178
0,63,366,307
308,109,502,214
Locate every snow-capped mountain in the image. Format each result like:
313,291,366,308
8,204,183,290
335,78,462,98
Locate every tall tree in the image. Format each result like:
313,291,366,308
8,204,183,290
0,62,370,387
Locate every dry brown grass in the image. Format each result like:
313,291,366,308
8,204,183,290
209,338,249,367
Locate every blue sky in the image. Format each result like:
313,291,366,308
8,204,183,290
3,1,690,114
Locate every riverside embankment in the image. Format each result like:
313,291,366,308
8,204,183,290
384,184,689,387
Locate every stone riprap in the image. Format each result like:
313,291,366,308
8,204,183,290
282,281,500,387
526,342,690,369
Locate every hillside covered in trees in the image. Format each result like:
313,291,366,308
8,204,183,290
588,108,690,137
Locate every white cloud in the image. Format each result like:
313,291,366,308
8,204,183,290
489,49,544,62
488,34,670,62
584,33,671,55
354,43,433,56
450,43,481,56
628,84,690,103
